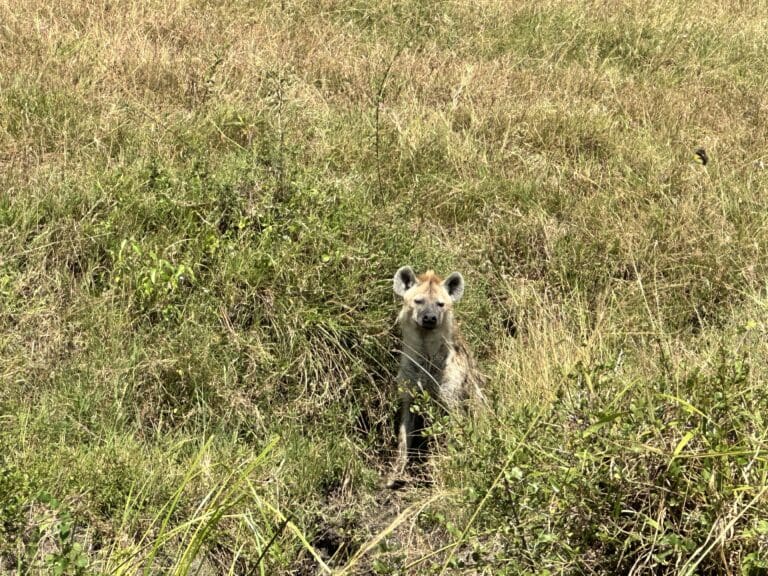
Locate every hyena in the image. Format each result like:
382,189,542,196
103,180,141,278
389,266,484,483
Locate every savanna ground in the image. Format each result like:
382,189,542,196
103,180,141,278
2,0,768,574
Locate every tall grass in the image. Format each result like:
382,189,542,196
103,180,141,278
2,0,768,573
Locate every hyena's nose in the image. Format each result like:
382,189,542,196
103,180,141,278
421,314,438,328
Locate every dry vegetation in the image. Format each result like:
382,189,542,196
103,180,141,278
2,0,768,574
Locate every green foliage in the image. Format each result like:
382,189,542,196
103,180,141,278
441,351,768,574
0,461,32,546
3,0,768,574
110,237,196,317
0,487,93,576
38,494,91,576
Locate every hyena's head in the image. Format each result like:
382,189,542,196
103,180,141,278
393,266,464,331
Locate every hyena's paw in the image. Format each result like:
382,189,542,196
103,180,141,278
384,472,408,490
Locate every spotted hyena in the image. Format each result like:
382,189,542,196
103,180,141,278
389,266,484,484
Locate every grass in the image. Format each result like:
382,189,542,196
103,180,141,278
2,0,768,573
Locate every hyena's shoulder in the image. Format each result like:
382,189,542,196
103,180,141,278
450,323,477,368
443,327,485,407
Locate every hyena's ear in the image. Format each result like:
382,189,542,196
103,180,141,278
393,266,417,296
443,272,464,302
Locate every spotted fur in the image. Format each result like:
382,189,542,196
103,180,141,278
389,266,484,484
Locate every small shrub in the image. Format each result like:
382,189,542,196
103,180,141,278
443,350,768,574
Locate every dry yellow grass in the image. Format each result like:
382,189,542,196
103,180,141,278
2,0,768,573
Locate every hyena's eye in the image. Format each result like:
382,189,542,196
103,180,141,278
437,301,445,307
414,298,425,305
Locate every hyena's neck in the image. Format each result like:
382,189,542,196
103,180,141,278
401,319,455,370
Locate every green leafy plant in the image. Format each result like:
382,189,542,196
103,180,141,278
37,494,90,576
110,237,195,317
0,462,31,551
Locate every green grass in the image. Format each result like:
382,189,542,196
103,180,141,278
2,0,768,573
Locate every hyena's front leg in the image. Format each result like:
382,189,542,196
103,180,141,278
388,389,414,487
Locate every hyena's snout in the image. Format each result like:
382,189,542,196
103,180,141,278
415,302,444,330
418,307,439,329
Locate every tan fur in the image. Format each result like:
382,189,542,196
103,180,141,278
389,267,484,485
